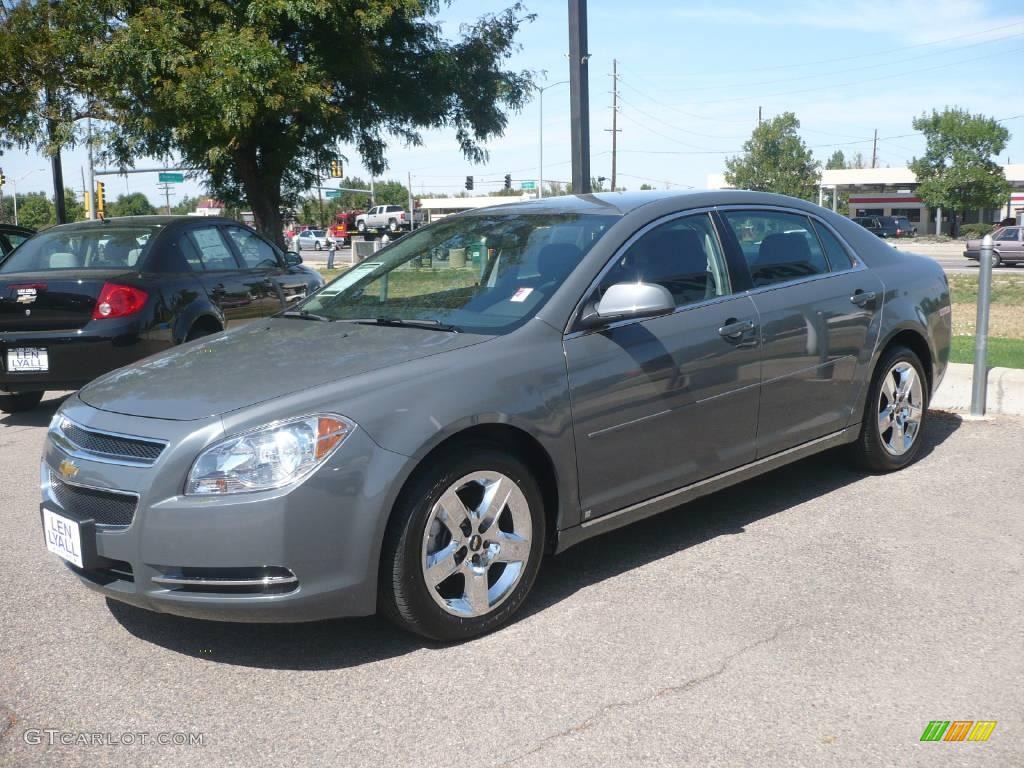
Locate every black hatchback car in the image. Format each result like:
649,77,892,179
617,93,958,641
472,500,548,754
0,216,323,412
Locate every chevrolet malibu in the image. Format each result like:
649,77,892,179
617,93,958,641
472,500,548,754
39,191,951,641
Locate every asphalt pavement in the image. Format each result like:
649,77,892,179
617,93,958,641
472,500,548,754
1,395,1021,767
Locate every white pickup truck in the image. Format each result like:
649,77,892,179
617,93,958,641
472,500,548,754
355,205,426,233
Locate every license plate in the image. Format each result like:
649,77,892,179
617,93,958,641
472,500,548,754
7,347,49,372
42,508,83,567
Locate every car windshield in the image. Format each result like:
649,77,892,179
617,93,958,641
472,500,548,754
0,226,158,273
296,212,617,334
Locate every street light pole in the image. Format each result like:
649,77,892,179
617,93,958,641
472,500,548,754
11,169,47,226
538,80,568,199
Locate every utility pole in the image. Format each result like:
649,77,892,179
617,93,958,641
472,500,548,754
157,182,173,214
568,0,591,194
871,128,878,169
604,58,621,192
87,115,96,219
758,106,762,126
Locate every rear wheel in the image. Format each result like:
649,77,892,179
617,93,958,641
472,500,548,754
991,251,1002,268
388,219,399,232
850,346,928,472
379,446,545,641
185,322,220,342
0,391,44,414
357,221,367,233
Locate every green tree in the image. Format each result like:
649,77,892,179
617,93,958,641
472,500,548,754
825,150,846,170
171,195,202,215
373,180,411,208
108,192,156,217
81,1,533,246
909,108,1011,221
14,192,54,230
725,112,820,200
639,183,654,190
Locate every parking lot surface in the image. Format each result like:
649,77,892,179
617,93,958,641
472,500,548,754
1,395,1021,767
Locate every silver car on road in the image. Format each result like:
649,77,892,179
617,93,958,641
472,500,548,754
39,191,951,640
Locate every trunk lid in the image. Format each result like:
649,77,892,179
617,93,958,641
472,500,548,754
0,270,137,332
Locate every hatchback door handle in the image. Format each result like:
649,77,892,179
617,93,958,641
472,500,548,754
850,290,876,306
718,318,755,338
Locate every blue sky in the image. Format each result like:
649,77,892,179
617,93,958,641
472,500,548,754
3,0,1023,208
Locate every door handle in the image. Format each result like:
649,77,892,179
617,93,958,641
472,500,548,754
210,283,226,296
850,290,877,306
718,318,755,339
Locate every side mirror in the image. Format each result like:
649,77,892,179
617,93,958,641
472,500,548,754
285,251,303,266
579,282,675,328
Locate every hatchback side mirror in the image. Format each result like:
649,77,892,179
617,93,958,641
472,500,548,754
285,251,303,266
579,281,675,328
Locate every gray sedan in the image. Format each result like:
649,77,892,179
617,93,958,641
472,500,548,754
39,191,951,641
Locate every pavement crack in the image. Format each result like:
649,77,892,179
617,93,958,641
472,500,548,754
0,704,16,742
494,623,797,768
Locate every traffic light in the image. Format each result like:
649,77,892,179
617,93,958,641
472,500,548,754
465,175,474,191
504,174,512,190
95,181,106,216
0,168,5,188
330,160,342,178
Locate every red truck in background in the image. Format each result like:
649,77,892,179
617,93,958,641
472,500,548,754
329,211,361,245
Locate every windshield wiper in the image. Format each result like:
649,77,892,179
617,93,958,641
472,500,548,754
280,309,332,322
336,316,460,332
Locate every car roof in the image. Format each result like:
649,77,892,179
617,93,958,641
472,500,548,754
39,215,242,233
0,223,36,236
457,189,844,218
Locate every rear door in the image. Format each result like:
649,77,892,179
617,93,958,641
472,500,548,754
183,225,259,324
718,208,884,457
223,225,306,310
565,211,761,519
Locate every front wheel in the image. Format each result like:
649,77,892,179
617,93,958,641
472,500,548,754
357,221,367,233
0,391,45,414
991,252,1002,268
850,346,928,472
379,447,545,641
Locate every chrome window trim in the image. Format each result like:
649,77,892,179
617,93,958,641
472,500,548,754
50,415,169,468
563,207,731,338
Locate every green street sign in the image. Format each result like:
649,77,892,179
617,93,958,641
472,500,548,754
158,172,184,183
520,180,536,190
325,190,342,199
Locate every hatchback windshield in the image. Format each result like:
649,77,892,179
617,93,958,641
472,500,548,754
0,226,158,273
296,212,617,334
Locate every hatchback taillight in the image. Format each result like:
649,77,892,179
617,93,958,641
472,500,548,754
92,283,149,320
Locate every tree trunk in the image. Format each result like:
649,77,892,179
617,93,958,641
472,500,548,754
235,149,286,250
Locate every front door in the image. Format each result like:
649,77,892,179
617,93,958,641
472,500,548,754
184,225,258,325
718,209,883,457
565,212,761,520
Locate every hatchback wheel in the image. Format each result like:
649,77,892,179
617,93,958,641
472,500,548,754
380,447,545,641
850,346,928,472
0,391,44,414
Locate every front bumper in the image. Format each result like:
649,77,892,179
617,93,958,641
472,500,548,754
40,397,410,622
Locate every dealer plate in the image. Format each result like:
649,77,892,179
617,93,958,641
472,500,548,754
7,347,49,372
42,508,83,568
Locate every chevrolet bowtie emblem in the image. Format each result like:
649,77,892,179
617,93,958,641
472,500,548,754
59,459,80,480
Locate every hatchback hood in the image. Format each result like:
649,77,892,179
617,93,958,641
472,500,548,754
79,318,491,420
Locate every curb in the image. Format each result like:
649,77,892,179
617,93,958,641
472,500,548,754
931,362,1024,416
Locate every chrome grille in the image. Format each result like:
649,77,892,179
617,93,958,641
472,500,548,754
48,472,138,528
56,418,165,465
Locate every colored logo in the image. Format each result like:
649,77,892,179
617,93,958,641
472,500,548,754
59,459,80,480
16,288,37,304
920,721,997,742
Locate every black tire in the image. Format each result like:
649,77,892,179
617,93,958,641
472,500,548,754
379,445,546,642
387,219,399,232
0,391,44,414
185,323,218,342
357,221,367,233
849,346,929,473
991,252,1002,268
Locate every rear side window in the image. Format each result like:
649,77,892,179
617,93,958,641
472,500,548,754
812,221,855,271
188,227,237,270
722,211,831,287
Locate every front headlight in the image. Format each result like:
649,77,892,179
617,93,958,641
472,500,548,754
185,414,354,495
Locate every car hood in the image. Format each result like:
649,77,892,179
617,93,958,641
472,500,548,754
79,318,492,420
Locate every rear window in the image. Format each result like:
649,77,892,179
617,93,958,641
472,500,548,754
0,226,158,273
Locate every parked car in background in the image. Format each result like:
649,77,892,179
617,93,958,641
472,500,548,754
39,191,950,641
0,224,35,257
963,226,1023,267
356,205,426,233
294,229,332,251
0,216,323,412
852,216,913,238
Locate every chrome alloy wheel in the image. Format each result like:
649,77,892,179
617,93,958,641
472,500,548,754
421,471,532,618
877,361,924,456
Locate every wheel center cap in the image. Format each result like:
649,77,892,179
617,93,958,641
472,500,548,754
468,534,483,552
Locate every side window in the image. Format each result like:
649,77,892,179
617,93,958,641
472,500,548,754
996,227,1019,241
159,232,205,272
722,210,831,287
598,213,731,308
188,227,237,271
225,226,278,269
812,221,855,271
